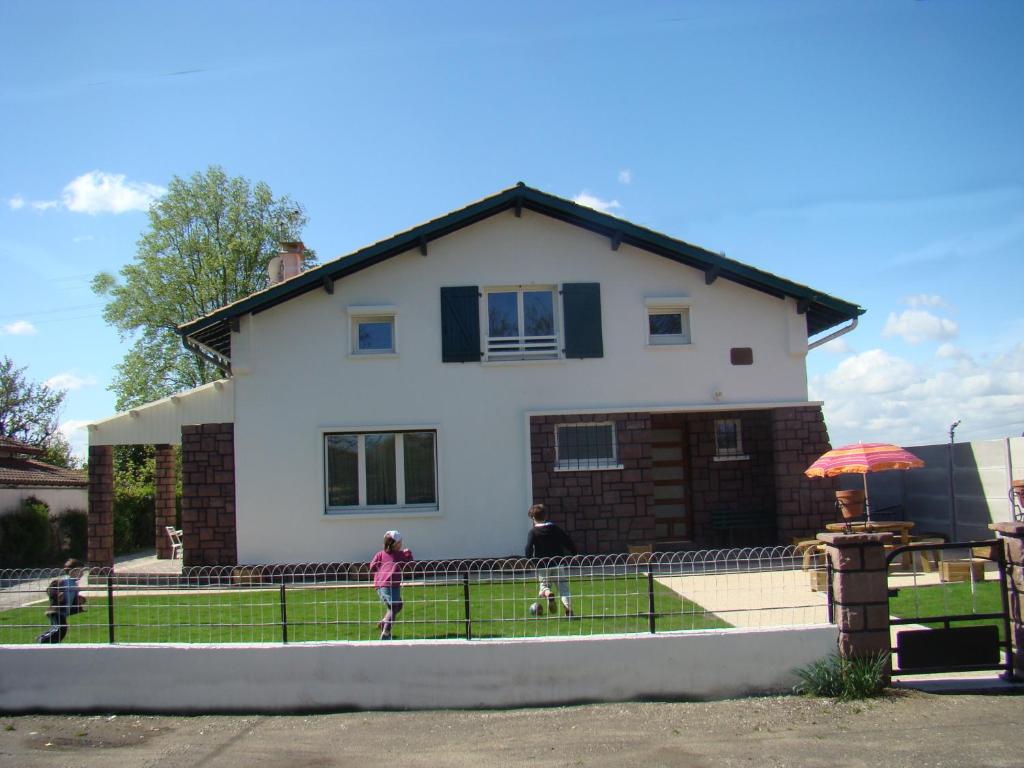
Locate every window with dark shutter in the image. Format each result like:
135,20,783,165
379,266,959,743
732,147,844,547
562,282,603,359
440,286,481,362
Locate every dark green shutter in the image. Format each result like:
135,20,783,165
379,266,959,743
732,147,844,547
440,286,481,363
562,282,603,359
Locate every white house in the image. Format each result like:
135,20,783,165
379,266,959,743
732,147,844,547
87,183,861,566
0,437,87,516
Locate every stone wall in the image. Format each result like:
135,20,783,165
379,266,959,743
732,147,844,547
87,444,114,568
771,405,837,543
154,444,177,559
181,423,237,566
529,413,655,553
991,522,1024,678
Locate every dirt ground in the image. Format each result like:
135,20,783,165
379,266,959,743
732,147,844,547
1,691,1022,768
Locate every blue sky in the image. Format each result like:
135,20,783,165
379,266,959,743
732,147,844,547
2,0,1022,459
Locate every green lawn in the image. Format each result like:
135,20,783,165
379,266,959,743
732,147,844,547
0,575,729,644
889,580,1006,641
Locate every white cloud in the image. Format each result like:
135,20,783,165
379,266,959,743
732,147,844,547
618,169,633,185
45,372,96,391
0,320,38,336
811,343,1024,447
882,309,958,344
573,191,621,214
61,171,165,214
59,420,92,462
72,234,95,243
818,337,852,355
890,213,1024,266
905,294,948,309
7,195,25,210
31,200,59,211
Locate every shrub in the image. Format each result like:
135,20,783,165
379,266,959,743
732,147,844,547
54,509,87,560
113,490,155,555
0,496,52,568
793,652,889,700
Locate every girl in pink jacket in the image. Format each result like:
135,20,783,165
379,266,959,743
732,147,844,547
369,530,413,640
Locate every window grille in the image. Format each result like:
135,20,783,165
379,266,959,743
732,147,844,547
555,422,619,470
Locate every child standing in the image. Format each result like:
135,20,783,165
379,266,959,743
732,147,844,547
369,530,413,640
37,558,86,644
524,504,577,617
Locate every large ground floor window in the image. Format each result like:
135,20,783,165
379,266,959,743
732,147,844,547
325,429,437,512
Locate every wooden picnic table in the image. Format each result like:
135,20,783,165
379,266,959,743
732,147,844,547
824,520,916,568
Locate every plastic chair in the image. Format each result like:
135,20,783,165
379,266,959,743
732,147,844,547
166,526,183,559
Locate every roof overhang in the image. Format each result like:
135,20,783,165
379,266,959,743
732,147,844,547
178,183,866,364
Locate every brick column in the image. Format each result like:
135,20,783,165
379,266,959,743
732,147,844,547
772,405,837,542
818,531,892,682
990,522,1024,679
181,423,237,566
87,444,114,568
154,444,177,559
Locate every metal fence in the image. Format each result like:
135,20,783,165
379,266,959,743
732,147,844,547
0,546,828,645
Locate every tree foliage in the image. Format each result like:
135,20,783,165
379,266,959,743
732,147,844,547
92,165,314,410
0,356,75,467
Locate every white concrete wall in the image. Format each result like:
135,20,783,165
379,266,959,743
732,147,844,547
0,487,87,515
0,626,836,712
232,211,813,562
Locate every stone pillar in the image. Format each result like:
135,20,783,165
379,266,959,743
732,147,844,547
818,531,891,681
154,444,177,559
87,444,115,568
772,405,837,542
990,522,1024,679
181,423,237,566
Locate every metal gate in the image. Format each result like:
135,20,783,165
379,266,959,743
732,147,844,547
887,539,1013,678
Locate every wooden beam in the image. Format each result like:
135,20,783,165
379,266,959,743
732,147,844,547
797,295,817,314
418,236,428,256
610,230,622,251
322,275,334,295
705,265,721,285
229,317,240,333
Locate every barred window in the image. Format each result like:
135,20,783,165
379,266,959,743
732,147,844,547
555,422,620,471
714,418,745,459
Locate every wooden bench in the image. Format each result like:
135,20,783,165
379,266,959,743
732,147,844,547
710,509,775,547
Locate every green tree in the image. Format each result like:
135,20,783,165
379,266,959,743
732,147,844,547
92,165,315,410
0,356,75,468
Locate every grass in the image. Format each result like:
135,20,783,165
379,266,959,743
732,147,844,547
793,652,889,700
0,575,729,644
889,580,1006,641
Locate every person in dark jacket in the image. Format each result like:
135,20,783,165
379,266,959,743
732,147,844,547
524,504,577,617
37,558,85,644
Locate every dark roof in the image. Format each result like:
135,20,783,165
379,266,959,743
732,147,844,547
0,458,87,489
179,182,865,364
0,436,45,457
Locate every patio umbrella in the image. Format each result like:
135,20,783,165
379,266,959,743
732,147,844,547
804,442,925,521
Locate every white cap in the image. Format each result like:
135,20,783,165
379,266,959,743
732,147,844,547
385,530,402,542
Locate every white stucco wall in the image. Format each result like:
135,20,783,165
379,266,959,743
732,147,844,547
0,487,87,515
232,210,813,562
0,626,836,712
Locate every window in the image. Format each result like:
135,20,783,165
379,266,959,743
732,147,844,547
645,298,691,346
348,305,397,356
483,286,558,360
325,430,437,511
714,418,747,460
555,422,621,471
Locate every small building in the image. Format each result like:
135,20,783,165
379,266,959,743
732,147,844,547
0,436,87,515
88,183,860,566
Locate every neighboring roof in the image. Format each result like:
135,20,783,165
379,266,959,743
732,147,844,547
0,458,87,489
179,182,865,365
0,436,45,457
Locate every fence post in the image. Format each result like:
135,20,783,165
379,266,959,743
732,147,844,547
990,522,1024,680
647,570,656,634
106,576,115,645
818,532,891,682
462,568,472,641
280,580,288,644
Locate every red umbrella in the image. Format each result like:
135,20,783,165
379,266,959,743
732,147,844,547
805,442,925,520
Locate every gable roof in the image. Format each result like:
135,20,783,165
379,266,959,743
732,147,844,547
0,436,45,457
179,182,864,368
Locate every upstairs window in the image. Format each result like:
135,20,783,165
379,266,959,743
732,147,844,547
555,422,621,471
348,305,397,357
645,298,692,346
484,286,558,360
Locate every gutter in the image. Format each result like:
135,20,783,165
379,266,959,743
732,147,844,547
807,317,858,351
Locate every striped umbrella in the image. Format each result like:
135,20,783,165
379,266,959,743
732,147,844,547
805,443,925,520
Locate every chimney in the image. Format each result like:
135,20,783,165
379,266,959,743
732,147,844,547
268,241,305,285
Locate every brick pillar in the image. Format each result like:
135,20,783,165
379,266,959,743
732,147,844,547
990,522,1024,679
818,531,892,682
154,444,177,559
772,405,837,542
181,423,237,566
87,444,114,568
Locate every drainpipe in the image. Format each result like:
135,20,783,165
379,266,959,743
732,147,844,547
808,317,858,351
949,420,961,541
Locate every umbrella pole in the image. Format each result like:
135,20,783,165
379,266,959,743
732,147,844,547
863,473,871,522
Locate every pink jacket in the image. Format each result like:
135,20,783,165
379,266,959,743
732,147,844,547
369,548,413,588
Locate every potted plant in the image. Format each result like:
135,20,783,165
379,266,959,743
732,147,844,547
835,489,865,520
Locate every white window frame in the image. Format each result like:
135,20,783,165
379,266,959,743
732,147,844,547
347,305,398,358
713,418,749,461
644,297,692,347
323,427,439,514
554,421,623,472
481,285,560,361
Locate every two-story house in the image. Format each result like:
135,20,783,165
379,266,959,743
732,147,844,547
86,183,861,566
